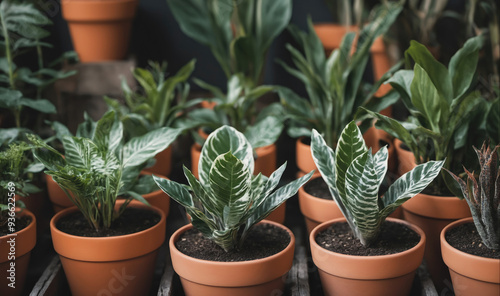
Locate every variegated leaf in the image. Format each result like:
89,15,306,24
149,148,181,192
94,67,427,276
310,129,337,190
62,136,94,169
335,122,368,197
183,166,219,217
199,125,254,185
373,146,389,189
244,116,283,148
153,175,194,209
93,111,123,153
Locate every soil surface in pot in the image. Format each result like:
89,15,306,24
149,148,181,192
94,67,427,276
316,221,420,256
445,222,499,259
0,215,31,236
57,208,161,237
175,223,290,262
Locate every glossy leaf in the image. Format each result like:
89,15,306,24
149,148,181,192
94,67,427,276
244,116,283,148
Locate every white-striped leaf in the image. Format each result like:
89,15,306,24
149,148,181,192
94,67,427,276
310,129,337,190
379,160,445,218
153,175,194,208
244,116,283,148
62,136,94,169
199,126,254,185
122,127,181,168
93,111,123,153
373,146,389,189
335,122,368,197
183,165,219,217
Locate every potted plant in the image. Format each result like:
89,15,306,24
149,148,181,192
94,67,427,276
0,143,39,296
278,2,403,178
105,59,197,176
153,125,313,296
28,112,181,296
441,142,499,295
356,34,488,289
309,121,444,295
61,0,138,62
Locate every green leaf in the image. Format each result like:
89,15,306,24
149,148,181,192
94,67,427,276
386,70,414,110
448,35,483,99
310,129,338,193
199,126,254,185
126,190,151,206
183,166,219,216
486,99,499,144
62,137,94,169
153,175,194,208
93,111,123,152
244,116,283,148
19,98,56,114
410,65,444,132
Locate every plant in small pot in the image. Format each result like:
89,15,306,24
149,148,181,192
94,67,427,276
154,125,313,296
441,142,499,296
309,121,444,296
0,143,39,296
278,2,403,178
28,112,182,296
356,34,489,289
105,59,197,176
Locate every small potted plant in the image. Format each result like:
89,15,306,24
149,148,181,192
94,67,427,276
0,142,39,296
105,59,197,176
309,121,444,295
154,125,313,296
441,142,499,296
28,112,182,296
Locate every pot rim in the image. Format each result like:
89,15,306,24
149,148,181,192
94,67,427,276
0,208,36,261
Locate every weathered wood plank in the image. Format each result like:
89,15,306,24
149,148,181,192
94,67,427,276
29,256,64,296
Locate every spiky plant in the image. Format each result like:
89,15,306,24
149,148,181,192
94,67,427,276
311,121,444,246
446,142,500,250
154,125,313,252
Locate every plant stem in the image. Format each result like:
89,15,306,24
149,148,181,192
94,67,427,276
0,11,15,90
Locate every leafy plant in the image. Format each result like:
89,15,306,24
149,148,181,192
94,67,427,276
356,35,489,196
29,111,182,231
278,2,403,147
311,121,444,246
445,142,499,250
105,60,198,139
182,74,284,149
0,0,76,129
154,125,313,251
167,0,291,89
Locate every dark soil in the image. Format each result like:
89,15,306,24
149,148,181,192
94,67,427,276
445,222,500,259
175,223,290,262
315,220,420,256
304,177,332,200
56,208,161,237
0,215,31,236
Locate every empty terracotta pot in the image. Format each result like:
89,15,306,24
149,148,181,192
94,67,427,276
0,209,36,296
50,204,166,296
170,220,295,296
143,146,173,177
310,217,426,296
441,217,500,296
61,0,139,62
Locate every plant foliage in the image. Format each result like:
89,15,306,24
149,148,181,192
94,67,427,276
154,125,313,251
311,121,444,246
445,142,500,250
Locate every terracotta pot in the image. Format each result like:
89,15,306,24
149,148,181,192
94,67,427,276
170,220,295,296
402,192,471,292
310,217,426,296
46,174,75,213
61,0,139,62
143,146,173,177
50,204,166,296
441,218,500,296
190,142,284,223
394,138,417,176
128,172,170,217
0,209,36,296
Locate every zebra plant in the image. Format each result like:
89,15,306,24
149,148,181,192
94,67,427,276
154,125,313,252
311,121,444,246
445,142,500,250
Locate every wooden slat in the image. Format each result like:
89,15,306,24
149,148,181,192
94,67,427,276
29,256,64,296
287,245,310,296
417,263,438,296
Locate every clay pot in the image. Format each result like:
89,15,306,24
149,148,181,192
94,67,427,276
0,209,36,296
402,192,471,292
394,138,416,176
143,146,173,177
46,174,74,213
441,218,500,296
128,172,170,217
310,217,426,296
61,0,139,62
170,220,295,296
50,204,166,296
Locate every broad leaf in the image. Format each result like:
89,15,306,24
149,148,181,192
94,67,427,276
449,35,483,99
19,98,56,113
410,65,444,132
244,116,283,148
153,175,194,208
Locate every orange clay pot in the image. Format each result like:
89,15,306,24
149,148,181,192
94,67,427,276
50,203,166,296
61,0,138,62
0,209,36,296
190,142,284,223
394,138,417,176
402,192,471,292
441,218,500,296
143,146,173,177
46,174,75,213
310,217,426,296
128,172,170,217
170,220,295,296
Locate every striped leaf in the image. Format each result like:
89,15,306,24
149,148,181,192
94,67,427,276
183,165,219,218
379,160,445,218
244,115,283,148
153,175,194,209
335,122,368,197
373,146,389,189
93,111,123,153
310,129,336,191
62,137,94,169
199,126,254,185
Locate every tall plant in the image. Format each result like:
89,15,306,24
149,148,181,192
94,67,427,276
154,125,313,251
311,121,444,246
29,111,182,231
167,0,292,89
278,2,403,147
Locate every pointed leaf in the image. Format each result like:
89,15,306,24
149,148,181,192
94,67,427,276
244,116,283,148
153,175,194,208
